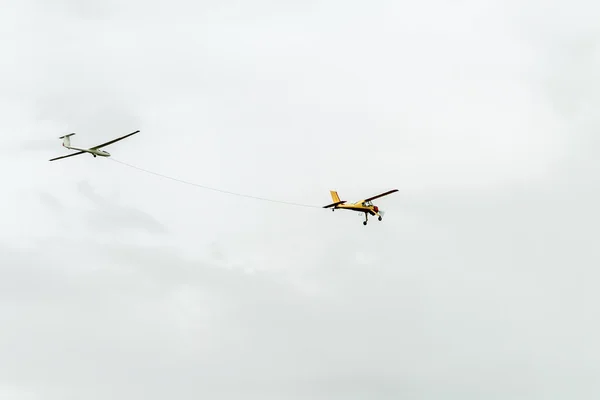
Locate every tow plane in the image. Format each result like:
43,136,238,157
323,189,398,225
49,130,139,161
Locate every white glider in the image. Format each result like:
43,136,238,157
49,130,139,161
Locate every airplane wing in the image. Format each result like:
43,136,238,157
363,189,399,202
49,151,86,161
90,130,140,150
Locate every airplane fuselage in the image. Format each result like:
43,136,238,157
65,145,110,157
332,202,379,216
330,201,383,225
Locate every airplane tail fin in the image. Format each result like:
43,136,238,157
330,190,341,203
59,133,76,147
323,190,346,208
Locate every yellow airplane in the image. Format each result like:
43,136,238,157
323,189,398,225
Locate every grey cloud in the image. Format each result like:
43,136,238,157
2,177,600,400
76,180,167,234
38,192,64,213
33,0,119,20
2,0,600,399
17,140,59,153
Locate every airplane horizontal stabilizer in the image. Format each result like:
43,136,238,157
323,200,346,208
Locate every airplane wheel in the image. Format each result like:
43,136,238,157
378,216,382,221
363,221,367,226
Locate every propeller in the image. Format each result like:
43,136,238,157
371,205,385,221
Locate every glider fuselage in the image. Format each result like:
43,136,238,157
65,145,110,157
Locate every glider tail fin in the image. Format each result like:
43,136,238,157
59,133,76,147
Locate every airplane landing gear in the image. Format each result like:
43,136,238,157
378,216,382,221
363,212,368,226
363,221,367,225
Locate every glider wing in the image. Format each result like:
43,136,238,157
49,151,86,161
90,130,140,150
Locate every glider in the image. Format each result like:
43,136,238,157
49,130,139,161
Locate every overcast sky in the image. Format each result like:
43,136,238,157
1,0,599,399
